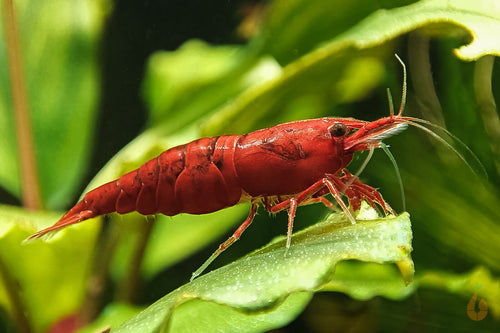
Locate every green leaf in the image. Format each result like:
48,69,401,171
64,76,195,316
252,0,413,64
335,0,500,60
142,39,281,133
76,303,144,333
4,1,499,332
91,0,500,291
114,206,413,332
0,0,106,209
402,161,500,271
0,204,99,331
321,261,417,301
201,0,500,136
165,292,313,333
144,40,250,129
141,205,250,279
107,205,250,283
415,266,500,318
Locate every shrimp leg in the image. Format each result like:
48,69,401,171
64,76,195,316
191,202,259,281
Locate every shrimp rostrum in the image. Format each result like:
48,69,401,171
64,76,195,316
29,57,466,279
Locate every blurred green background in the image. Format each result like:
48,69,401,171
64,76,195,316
1,0,500,332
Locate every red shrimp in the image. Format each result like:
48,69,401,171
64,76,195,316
30,116,406,241
28,113,413,275
29,56,468,278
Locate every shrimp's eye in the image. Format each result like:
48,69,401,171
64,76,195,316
330,122,347,137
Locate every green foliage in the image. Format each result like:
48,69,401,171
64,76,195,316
0,205,98,330
0,0,105,209
1,0,500,332
115,207,413,333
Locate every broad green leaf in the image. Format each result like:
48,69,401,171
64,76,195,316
401,158,500,271
327,264,500,319
108,205,250,282
0,204,99,331
83,0,500,291
366,126,500,274
252,0,413,64
77,303,144,333
200,51,387,136
140,205,250,279
2,1,498,332
415,266,500,318
166,292,313,333
337,0,500,60
0,0,106,209
321,261,417,301
201,0,500,136
142,39,281,133
114,206,413,332
108,257,500,331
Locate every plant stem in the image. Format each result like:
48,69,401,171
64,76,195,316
408,32,446,127
79,218,121,324
1,0,42,210
474,56,500,175
116,216,155,303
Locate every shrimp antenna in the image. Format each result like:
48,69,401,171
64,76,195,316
340,145,375,196
354,145,375,179
390,55,485,179
402,117,488,180
387,88,394,116
394,54,407,116
380,142,406,212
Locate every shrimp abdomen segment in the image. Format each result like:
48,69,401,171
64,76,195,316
174,135,242,214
